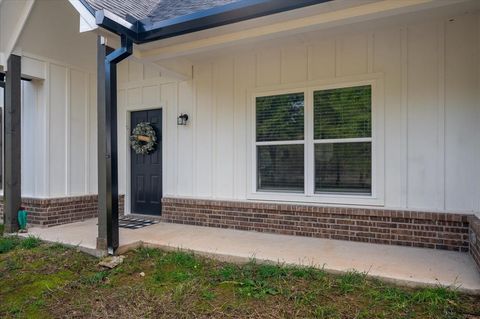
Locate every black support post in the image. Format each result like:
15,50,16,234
3,55,21,234
97,35,132,254
97,37,109,251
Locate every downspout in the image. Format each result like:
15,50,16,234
97,34,132,254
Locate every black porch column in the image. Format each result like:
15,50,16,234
97,35,132,254
3,55,21,234
97,36,110,251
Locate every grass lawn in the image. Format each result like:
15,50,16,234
1,228,480,318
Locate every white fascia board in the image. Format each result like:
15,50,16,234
102,9,135,30
80,15,97,32
68,0,98,32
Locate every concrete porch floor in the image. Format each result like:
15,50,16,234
22,218,480,294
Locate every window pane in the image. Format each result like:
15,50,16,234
314,85,371,139
256,93,304,142
315,142,371,194
257,144,304,192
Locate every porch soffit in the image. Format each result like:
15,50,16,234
135,0,473,62
141,0,480,64
70,0,477,79
80,0,473,63
77,0,332,44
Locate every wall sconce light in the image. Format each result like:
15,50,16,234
177,113,189,126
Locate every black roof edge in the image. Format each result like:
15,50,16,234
95,10,140,41
138,0,333,44
88,0,333,45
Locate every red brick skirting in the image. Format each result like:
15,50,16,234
469,216,480,271
161,197,471,253
0,195,125,227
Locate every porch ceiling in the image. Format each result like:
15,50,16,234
136,0,476,62
81,0,333,44
72,0,479,80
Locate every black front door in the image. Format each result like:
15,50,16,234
131,109,162,215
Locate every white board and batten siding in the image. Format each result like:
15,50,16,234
116,61,179,212
13,11,480,216
117,12,479,214
16,57,96,199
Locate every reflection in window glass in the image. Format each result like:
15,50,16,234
314,85,371,140
315,142,371,194
256,93,304,142
257,144,304,192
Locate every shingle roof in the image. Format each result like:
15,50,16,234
84,0,158,21
147,0,239,22
84,0,241,23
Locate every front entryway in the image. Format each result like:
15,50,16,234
130,109,162,215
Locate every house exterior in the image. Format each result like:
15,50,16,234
0,0,480,263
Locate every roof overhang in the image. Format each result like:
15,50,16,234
70,0,476,81
74,0,333,44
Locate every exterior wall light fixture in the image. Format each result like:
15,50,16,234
177,113,189,125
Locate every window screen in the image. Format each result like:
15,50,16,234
314,85,372,195
256,93,304,142
257,144,304,192
315,142,371,194
314,85,371,139
256,92,304,192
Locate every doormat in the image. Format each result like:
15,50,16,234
118,216,159,229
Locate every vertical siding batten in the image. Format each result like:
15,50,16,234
400,27,408,208
84,72,90,194
65,67,71,196
437,21,446,211
44,62,51,197
407,22,439,209
444,15,479,211
213,58,235,198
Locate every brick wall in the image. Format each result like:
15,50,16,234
162,197,471,252
0,195,125,227
469,216,480,270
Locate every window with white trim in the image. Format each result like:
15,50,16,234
256,92,304,192
255,84,372,196
313,85,372,195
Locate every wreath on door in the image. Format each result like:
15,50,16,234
130,122,157,155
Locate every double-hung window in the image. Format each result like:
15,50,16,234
256,92,305,192
254,83,373,199
313,85,372,195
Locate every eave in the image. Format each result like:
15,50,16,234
75,0,333,44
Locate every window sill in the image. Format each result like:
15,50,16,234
246,192,384,207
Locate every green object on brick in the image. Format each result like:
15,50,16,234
18,209,28,230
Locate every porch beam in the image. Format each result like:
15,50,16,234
3,54,21,234
97,35,132,254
